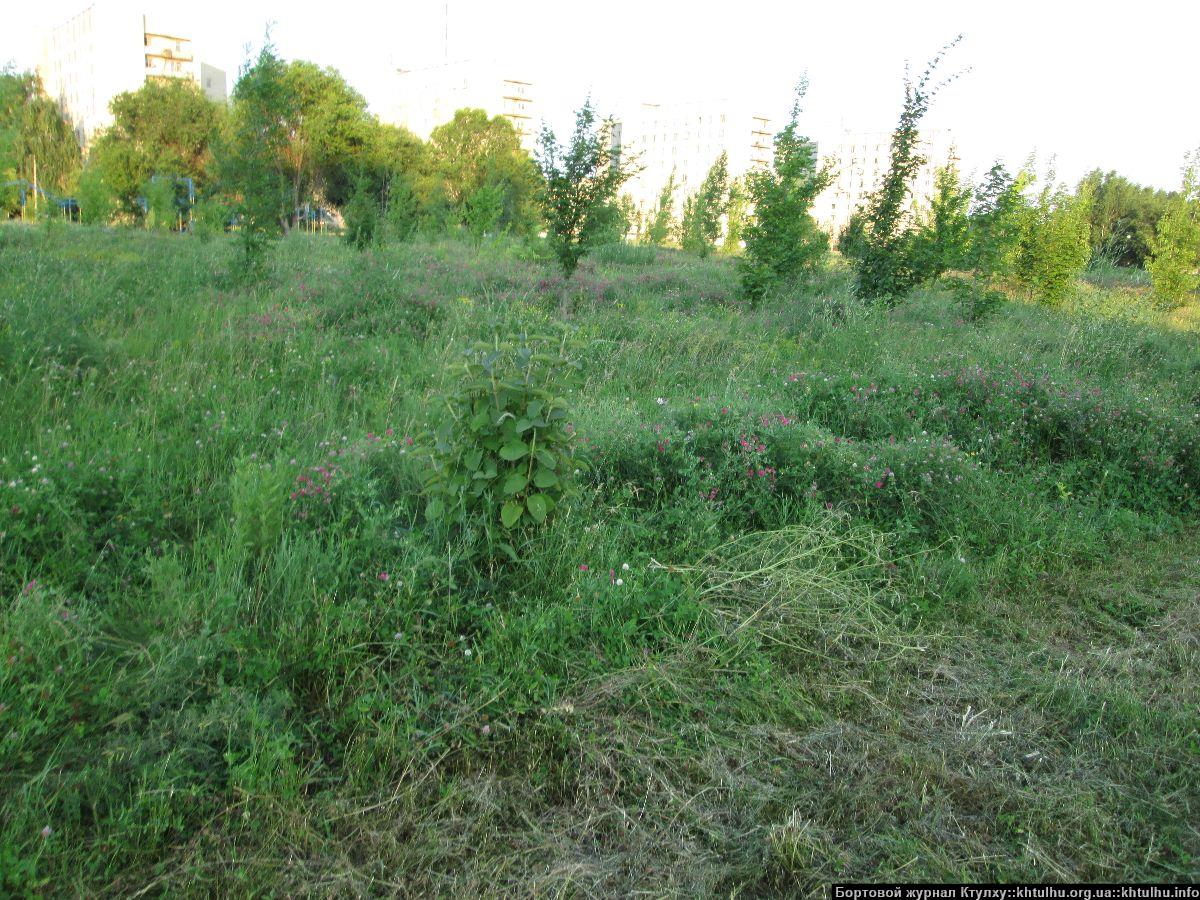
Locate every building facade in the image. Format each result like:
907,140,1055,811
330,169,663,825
388,59,536,152
38,1,226,148
812,128,956,235
615,98,772,221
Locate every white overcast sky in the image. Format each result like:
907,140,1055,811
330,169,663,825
4,0,1197,191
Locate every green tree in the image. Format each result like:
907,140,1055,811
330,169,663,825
681,151,729,257
852,37,962,303
1080,169,1175,268
738,80,831,302
342,172,381,250
535,98,639,278
277,61,380,217
912,158,971,281
1147,156,1200,308
464,182,504,242
643,171,678,246
0,69,80,216
966,162,1029,287
722,177,749,253
90,78,222,216
75,164,116,225
1015,175,1093,304
428,108,539,234
384,172,420,243
220,41,291,274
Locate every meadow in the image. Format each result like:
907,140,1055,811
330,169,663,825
1,222,1198,895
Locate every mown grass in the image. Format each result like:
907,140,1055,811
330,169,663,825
1,222,1198,895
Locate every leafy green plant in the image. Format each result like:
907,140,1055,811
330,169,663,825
423,329,585,559
230,457,289,562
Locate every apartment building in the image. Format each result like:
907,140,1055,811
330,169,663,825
388,59,536,152
616,98,772,219
38,1,226,148
812,128,956,234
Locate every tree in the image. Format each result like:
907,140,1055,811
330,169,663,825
75,164,116,225
1147,155,1200,308
738,79,831,302
0,69,80,216
1015,175,1093,304
427,108,539,234
722,177,749,253
643,171,677,246
911,158,971,281
276,61,380,217
1079,169,1175,268
220,41,291,274
464,182,504,242
384,171,420,243
90,78,222,215
852,37,962,303
342,172,380,250
680,151,729,257
966,162,1029,286
535,98,639,278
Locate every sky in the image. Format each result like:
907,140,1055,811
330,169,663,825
4,0,1197,191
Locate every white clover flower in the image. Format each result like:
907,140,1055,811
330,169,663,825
616,578,624,586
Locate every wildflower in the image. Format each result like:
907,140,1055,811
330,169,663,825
621,563,630,571
579,564,589,572
41,826,52,839
616,578,624,586
393,632,403,640
874,480,884,488
481,724,491,735
464,648,473,658
656,397,666,405
378,572,389,582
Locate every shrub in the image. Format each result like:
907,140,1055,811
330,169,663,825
423,328,586,559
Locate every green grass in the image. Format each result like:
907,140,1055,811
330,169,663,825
1,223,1198,894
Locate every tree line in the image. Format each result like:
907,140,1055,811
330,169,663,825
1,38,1197,307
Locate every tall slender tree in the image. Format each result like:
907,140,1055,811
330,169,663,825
852,36,963,303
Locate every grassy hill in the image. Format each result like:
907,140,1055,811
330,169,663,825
1,224,1198,894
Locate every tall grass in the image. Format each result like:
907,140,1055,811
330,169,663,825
1,222,1197,893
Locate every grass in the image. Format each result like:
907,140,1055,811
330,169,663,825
1,222,1198,894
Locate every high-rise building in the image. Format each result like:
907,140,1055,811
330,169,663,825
388,59,536,152
616,98,772,220
38,1,227,148
812,128,956,235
